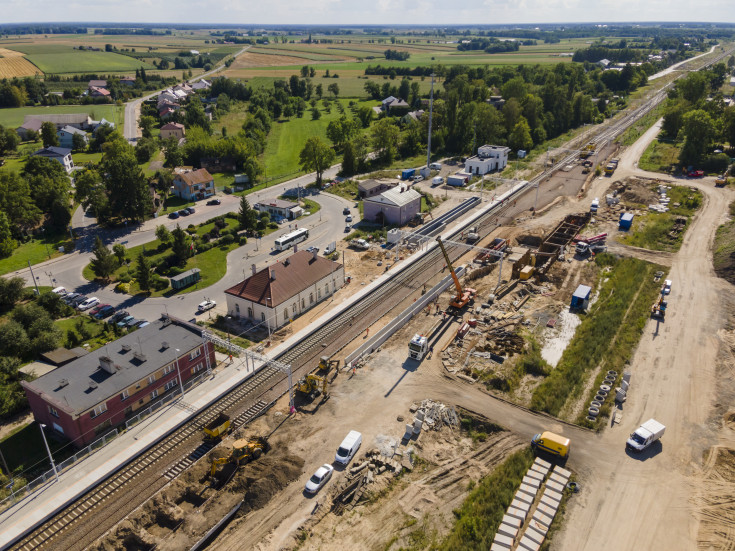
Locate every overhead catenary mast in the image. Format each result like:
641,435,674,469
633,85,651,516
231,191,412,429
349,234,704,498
426,73,435,172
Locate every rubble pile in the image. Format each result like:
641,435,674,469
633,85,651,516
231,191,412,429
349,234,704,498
409,399,460,432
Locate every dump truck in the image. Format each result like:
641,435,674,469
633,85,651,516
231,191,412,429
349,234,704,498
626,419,665,452
209,436,270,479
436,236,476,311
203,413,231,441
604,163,616,175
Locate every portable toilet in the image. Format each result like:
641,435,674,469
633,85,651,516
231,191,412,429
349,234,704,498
619,212,634,230
571,284,592,310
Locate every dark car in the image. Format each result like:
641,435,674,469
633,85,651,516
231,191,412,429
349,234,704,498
62,292,80,304
168,211,180,219
116,315,135,328
178,209,190,216
94,305,115,319
89,303,110,316
69,295,87,307
132,319,148,328
109,310,129,323
124,317,140,328
186,206,196,214
207,198,221,206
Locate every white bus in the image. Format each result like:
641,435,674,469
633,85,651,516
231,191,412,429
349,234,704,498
275,228,309,251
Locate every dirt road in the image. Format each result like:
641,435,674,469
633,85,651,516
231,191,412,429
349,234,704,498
552,124,735,550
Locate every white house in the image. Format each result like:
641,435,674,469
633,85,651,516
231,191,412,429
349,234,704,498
224,251,345,331
464,145,511,175
31,146,74,173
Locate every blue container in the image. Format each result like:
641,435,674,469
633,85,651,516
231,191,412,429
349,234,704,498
619,212,634,230
571,284,592,309
401,168,415,180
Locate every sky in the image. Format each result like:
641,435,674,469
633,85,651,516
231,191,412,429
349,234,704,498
1,0,734,26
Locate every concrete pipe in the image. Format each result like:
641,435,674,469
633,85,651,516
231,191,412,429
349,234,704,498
586,416,597,422
588,406,600,416
594,394,606,402
600,384,611,392
598,390,608,397
591,400,602,408
567,481,580,493
607,370,618,377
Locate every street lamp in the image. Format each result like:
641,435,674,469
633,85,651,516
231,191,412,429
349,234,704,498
265,298,272,338
174,348,185,397
38,424,59,483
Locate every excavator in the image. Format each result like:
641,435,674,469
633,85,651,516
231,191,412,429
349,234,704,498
436,236,476,311
209,436,269,480
316,356,339,375
296,373,328,399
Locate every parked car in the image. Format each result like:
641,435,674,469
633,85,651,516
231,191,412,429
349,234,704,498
137,321,150,328
306,246,320,254
343,207,351,215
186,206,196,214
335,431,362,466
89,303,110,316
430,162,442,170
168,211,180,219
94,305,115,319
132,319,148,328
69,295,88,307
689,169,704,178
344,225,351,233
206,198,221,206
51,286,67,296
662,279,672,295
178,209,190,217
198,299,216,312
123,317,140,328
345,215,353,223
109,310,128,323
305,464,334,494
62,292,80,304
77,297,100,311
116,315,135,328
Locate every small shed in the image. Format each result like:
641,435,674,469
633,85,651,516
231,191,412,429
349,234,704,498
171,268,201,290
447,174,468,187
619,212,634,230
571,284,592,310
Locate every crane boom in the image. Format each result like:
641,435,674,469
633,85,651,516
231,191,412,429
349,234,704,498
436,236,463,297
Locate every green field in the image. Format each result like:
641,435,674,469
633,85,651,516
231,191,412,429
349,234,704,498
0,105,122,129
0,231,72,276
5,44,153,74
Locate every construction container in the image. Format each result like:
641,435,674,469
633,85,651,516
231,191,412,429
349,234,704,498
203,413,231,440
401,168,415,180
520,266,535,280
447,174,468,187
571,285,592,310
170,268,201,290
619,213,634,230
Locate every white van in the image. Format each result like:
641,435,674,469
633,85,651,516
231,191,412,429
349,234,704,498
430,162,442,170
335,430,362,466
51,286,67,296
431,176,444,187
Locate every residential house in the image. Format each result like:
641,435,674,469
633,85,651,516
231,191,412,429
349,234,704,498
21,316,215,447
225,251,345,331
31,146,74,173
357,179,398,199
172,168,215,200
57,125,88,149
160,122,186,140
159,106,177,120
191,79,211,91
88,79,107,89
158,91,179,106
119,76,136,86
464,144,510,175
15,118,43,140
91,118,115,133
89,86,111,98
487,96,506,109
363,185,421,226
597,58,611,68
254,199,301,221
380,96,410,115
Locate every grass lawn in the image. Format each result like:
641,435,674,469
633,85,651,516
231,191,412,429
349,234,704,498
0,232,73,277
0,421,68,476
84,217,242,297
714,201,735,284
638,138,681,173
0,104,122,128
55,315,109,350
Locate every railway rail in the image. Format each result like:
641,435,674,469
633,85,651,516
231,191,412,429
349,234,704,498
7,43,734,551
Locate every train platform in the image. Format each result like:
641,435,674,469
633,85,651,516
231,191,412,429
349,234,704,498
0,352,257,549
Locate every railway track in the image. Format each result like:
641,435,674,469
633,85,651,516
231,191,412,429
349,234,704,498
8,44,734,551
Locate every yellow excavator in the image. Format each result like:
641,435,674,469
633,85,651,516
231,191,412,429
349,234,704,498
296,373,328,398
317,356,339,375
436,236,476,311
209,436,269,479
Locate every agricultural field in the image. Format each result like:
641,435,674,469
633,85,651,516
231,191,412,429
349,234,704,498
0,48,41,78
0,104,122,129
2,44,153,75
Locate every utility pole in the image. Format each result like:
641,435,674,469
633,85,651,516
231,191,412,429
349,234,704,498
426,73,435,171
39,424,59,483
28,260,40,295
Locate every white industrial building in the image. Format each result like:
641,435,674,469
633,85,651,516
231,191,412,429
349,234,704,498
224,251,345,331
464,145,511,175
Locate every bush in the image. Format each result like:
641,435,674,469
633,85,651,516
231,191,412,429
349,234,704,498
117,272,132,283
198,242,213,252
151,274,169,291
702,153,730,173
268,222,278,229
239,236,248,245
168,266,184,277
219,234,235,245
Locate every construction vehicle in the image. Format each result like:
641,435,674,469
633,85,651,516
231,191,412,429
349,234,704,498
436,236,476,311
408,334,428,360
209,436,269,479
317,355,339,375
651,294,667,319
715,174,728,186
296,373,328,398
474,238,507,264
203,413,231,441
604,163,616,175
579,142,596,158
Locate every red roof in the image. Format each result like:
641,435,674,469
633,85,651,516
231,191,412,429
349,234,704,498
225,251,342,307
161,122,185,131
174,168,213,187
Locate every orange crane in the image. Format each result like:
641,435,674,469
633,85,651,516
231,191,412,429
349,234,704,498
436,236,476,310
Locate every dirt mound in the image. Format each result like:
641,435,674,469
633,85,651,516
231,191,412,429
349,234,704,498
232,452,304,513
514,233,543,247
611,176,660,206
697,446,735,549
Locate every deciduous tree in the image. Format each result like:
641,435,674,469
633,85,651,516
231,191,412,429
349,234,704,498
299,136,335,186
40,121,58,148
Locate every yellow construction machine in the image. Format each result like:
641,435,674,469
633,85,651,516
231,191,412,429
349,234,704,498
317,356,339,375
436,236,476,311
296,373,328,398
209,436,269,479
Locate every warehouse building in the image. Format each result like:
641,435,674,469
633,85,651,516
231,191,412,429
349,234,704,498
21,316,215,447
225,250,344,331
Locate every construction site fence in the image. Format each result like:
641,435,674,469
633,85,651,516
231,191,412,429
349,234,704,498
0,429,119,514
345,267,466,368
125,370,209,431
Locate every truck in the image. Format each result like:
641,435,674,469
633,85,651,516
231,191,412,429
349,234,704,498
531,431,570,459
715,174,728,187
604,163,616,175
626,419,665,452
590,198,600,213
408,334,428,360
579,142,596,159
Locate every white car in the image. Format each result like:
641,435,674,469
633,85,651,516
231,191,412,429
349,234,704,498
345,215,353,223
51,286,67,296
198,299,216,312
662,280,672,295
305,463,334,494
77,297,100,311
